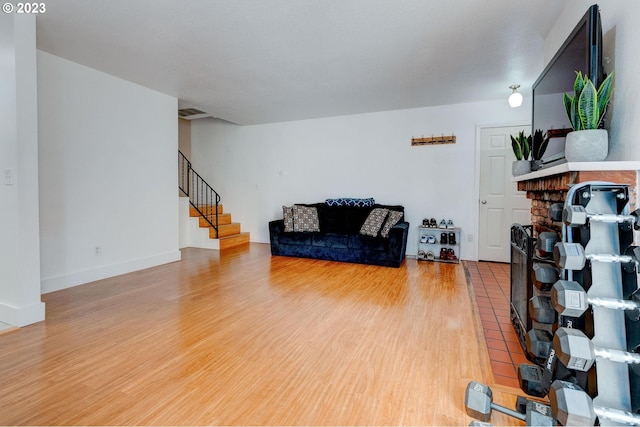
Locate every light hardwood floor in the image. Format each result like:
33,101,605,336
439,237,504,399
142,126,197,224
0,244,523,425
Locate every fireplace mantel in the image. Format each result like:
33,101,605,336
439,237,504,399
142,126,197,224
510,161,640,235
513,161,640,182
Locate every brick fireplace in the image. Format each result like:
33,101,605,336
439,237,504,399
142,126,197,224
514,162,640,236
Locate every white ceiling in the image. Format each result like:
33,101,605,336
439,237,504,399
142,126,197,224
36,0,566,125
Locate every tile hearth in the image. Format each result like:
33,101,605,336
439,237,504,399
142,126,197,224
466,261,528,389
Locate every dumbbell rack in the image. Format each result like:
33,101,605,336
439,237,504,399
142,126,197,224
560,182,638,425
471,181,640,426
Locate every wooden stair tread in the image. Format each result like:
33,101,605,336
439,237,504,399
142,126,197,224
198,213,231,227
210,223,241,238
189,205,224,216
218,232,250,250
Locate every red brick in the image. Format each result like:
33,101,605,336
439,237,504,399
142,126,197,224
495,374,520,389
491,360,517,378
487,338,508,352
488,348,513,364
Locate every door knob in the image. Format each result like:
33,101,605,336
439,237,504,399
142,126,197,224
481,200,487,204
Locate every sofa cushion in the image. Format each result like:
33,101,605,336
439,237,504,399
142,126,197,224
312,233,350,249
348,235,388,251
279,232,313,246
325,197,375,207
360,208,389,237
374,204,404,214
283,205,294,232
345,206,374,234
380,210,403,238
292,205,320,232
317,205,350,234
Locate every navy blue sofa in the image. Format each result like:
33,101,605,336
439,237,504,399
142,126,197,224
269,203,409,267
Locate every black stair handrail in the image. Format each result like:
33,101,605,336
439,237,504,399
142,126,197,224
179,150,220,238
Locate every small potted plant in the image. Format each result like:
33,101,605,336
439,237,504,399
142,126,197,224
530,129,549,171
511,130,531,176
562,70,614,161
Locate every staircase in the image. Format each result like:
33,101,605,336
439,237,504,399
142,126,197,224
189,204,249,249
179,150,249,250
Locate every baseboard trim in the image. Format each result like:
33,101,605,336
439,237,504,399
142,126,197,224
41,250,182,294
0,300,45,327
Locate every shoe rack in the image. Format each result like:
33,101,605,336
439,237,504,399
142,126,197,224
416,222,460,263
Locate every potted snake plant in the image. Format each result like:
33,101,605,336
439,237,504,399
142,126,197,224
562,70,614,161
531,129,550,171
511,130,531,176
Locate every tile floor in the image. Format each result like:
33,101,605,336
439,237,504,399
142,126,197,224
465,261,530,389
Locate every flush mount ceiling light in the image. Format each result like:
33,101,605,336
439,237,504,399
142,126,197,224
509,84,523,108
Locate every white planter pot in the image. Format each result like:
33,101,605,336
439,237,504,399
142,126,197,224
565,129,608,162
512,160,531,176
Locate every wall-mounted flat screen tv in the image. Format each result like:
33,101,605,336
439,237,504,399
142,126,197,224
532,4,603,166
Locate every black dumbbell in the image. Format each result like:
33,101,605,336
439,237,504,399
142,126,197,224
519,348,589,399
554,327,640,371
532,262,558,292
549,203,563,222
526,328,552,362
551,279,640,319
549,380,640,426
536,232,558,259
563,204,640,228
517,364,546,397
464,381,553,425
529,295,556,324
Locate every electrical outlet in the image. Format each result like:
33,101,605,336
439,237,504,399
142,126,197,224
4,169,13,186
467,234,474,242
95,246,102,256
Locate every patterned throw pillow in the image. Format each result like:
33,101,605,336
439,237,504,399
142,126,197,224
325,197,375,207
292,205,320,232
380,210,403,238
283,205,294,232
359,208,389,237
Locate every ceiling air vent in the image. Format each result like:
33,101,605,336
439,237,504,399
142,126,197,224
178,108,211,120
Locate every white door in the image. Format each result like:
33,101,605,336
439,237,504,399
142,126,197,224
478,126,532,262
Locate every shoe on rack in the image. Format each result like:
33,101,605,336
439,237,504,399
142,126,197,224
439,219,447,229
448,232,456,245
447,248,458,261
440,232,448,245
422,218,429,227
426,235,437,244
447,219,455,228
420,235,428,244
439,248,448,260
430,218,437,228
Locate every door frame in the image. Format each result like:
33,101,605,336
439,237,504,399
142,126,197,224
473,122,530,261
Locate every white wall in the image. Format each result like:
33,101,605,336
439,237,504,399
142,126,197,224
0,14,45,326
191,100,530,260
545,1,640,160
38,51,181,293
